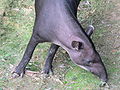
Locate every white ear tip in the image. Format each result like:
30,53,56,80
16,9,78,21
89,25,95,31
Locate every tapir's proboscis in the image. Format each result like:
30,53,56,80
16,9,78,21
12,0,108,82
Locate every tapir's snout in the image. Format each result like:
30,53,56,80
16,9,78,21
89,62,108,82
78,60,108,82
98,66,108,83
100,73,108,82
69,45,108,82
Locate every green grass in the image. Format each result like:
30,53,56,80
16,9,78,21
64,65,100,89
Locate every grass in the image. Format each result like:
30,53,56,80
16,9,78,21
1,0,119,89
64,65,100,89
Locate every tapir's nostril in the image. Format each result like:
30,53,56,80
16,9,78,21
100,72,108,82
101,76,108,82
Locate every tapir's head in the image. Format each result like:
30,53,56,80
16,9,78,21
67,38,108,82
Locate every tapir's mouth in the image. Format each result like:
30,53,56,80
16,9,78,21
78,65,90,71
78,64,108,82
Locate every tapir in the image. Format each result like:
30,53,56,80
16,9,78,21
12,0,108,82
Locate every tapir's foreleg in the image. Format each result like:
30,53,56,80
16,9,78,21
42,44,59,75
43,25,94,75
12,34,44,78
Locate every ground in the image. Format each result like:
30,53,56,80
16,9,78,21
0,0,120,89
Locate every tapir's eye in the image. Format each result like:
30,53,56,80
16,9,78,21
88,61,93,65
71,41,84,51
84,59,94,66
86,61,94,66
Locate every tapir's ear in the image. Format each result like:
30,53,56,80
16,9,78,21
71,41,84,50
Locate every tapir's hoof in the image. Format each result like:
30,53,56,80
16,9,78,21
12,70,25,79
41,68,54,77
12,72,20,79
41,72,49,78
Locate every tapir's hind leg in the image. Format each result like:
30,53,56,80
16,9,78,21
42,44,59,76
12,33,45,78
42,25,94,76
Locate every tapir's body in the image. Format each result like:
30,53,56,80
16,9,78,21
13,0,108,82
35,0,88,44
